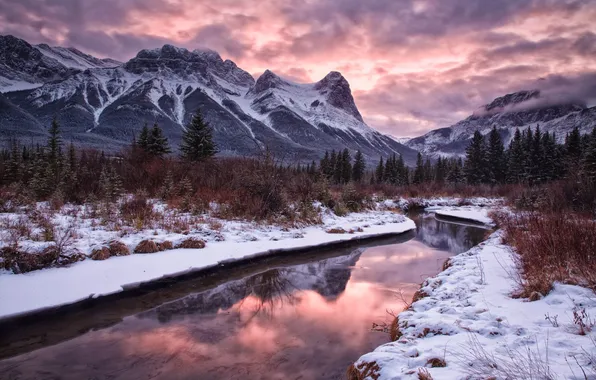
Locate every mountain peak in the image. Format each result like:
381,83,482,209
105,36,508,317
253,69,287,93
314,71,363,122
484,89,540,112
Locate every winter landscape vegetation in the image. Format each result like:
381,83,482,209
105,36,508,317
1,1,596,379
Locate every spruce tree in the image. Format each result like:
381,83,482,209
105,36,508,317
565,126,582,174
375,157,385,184
584,127,596,181
138,123,150,151
464,131,487,185
180,110,217,161
487,126,506,185
340,148,352,184
352,150,365,183
413,152,424,185
507,129,525,183
147,123,171,157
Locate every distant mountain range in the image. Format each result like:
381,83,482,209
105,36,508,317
1,34,594,164
404,90,596,158
0,35,417,165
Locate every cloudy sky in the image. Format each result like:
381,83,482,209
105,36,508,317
1,0,595,137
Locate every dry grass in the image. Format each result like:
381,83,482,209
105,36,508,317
500,212,596,298
175,238,206,249
390,316,402,342
326,227,347,234
426,358,446,368
90,247,110,261
417,368,434,380
108,240,130,256
134,240,160,254
346,361,381,380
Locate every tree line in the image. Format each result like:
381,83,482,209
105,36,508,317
0,109,217,203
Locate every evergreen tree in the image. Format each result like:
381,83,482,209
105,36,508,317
340,148,352,184
320,151,331,178
565,126,583,174
375,157,385,184
146,123,171,157
464,131,487,185
180,110,217,161
352,150,365,183
413,152,424,185
487,126,506,185
138,123,150,151
48,117,62,165
507,129,525,183
584,127,596,181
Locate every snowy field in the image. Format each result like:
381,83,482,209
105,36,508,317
354,220,596,379
0,203,415,320
427,206,495,226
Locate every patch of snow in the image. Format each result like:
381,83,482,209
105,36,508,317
354,229,596,379
0,207,415,320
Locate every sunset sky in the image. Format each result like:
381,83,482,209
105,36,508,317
1,0,595,137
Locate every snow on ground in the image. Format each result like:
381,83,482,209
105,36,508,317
396,197,504,211
354,229,596,379
427,206,494,226
0,205,415,321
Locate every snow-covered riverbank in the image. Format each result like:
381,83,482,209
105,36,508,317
0,209,415,321
353,212,596,379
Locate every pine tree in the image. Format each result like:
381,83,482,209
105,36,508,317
375,157,385,183
180,110,218,161
5,140,21,183
464,131,487,185
507,129,525,183
48,117,62,165
584,127,596,181
138,123,150,151
487,126,506,185
565,126,582,174
340,148,352,184
99,165,123,202
146,123,171,157
413,152,424,185
352,150,365,183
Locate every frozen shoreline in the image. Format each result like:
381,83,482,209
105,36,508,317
353,213,596,379
0,211,415,321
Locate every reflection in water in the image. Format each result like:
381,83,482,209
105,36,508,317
0,213,488,380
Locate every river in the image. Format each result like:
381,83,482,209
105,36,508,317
0,212,489,380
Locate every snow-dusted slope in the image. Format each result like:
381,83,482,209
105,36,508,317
407,90,596,158
35,44,121,71
2,37,417,164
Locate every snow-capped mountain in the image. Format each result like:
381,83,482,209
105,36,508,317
0,35,120,92
0,35,417,164
406,90,596,158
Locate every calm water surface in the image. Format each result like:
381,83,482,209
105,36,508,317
0,212,488,380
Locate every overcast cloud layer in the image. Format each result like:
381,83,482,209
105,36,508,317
1,0,595,137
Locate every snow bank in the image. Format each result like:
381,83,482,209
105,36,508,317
397,197,504,211
427,206,494,226
354,231,596,379
0,211,415,321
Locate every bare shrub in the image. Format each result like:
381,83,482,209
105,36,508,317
134,240,160,254
501,213,596,297
573,307,595,336
0,216,32,247
120,195,157,229
176,238,206,249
